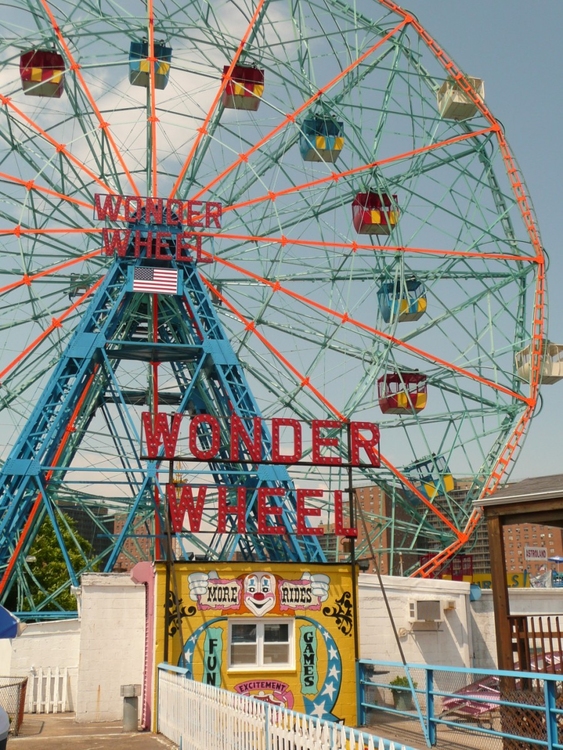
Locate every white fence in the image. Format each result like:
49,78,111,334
26,666,75,713
157,664,414,750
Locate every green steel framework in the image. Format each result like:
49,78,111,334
0,0,546,616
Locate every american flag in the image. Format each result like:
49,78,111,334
132,267,179,295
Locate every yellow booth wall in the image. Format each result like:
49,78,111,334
155,562,357,724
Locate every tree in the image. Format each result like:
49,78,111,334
23,512,94,612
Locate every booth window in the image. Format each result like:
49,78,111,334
229,619,293,669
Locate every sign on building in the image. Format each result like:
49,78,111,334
524,546,548,562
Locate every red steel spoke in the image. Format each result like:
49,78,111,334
0,94,117,196
190,18,408,203
0,171,94,212
0,228,101,236
201,277,346,421
169,0,269,200
0,249,102,296
197,230,537,264
201,249,530,405
225,127,495,215
37,0,140,197
0,278,103,385
378,454,463,538
147,0,158,195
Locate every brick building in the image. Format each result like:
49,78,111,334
113,514,155,572
503,522,563,576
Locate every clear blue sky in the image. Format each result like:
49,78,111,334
370,0,563,480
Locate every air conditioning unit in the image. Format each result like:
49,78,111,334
408,599,443,624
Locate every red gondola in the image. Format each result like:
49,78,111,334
20,50,65,98
352,191,398,235
222,65,264,111
378,372,427,414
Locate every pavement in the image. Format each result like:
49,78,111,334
10,713,176,749
9,710,500,750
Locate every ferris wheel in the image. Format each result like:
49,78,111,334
0,0,547,614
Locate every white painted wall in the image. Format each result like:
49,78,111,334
0,640,12,675
0,619,80,711
75,573,146,722
358,573,473,669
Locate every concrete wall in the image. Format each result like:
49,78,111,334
358,573,473,668
75,573,146,722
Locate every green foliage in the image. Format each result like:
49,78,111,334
389,675,418,692
23,513,94,612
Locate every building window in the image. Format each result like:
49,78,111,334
229,619,293,670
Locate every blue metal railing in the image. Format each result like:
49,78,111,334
358,659,563,749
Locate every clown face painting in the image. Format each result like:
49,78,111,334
243,572,277,616
187,569,331,615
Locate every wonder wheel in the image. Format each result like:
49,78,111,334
0,0,546,615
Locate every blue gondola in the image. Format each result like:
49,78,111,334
378,278,427,323
404,454,454,500
129,40,172,90
299,117,344,163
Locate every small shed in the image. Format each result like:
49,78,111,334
475,474,563,676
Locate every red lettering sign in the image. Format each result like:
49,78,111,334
141,413,379,467
95,194,221,263
94,194,223,229
217,486,247,533
257,487,285,534
167,483,207,533
296,489,323,535
164,483,355,537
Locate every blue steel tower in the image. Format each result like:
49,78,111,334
0,217,326,615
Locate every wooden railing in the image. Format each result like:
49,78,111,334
509,615,563,676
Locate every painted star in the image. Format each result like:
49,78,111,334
183,648,193,662
321,682,336,700
328,645,338,660
188,634,198,644
311,700,328,718
323,629,331,641
329,665,340,680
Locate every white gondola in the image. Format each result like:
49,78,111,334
516,342,563,385
437,76,484,120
